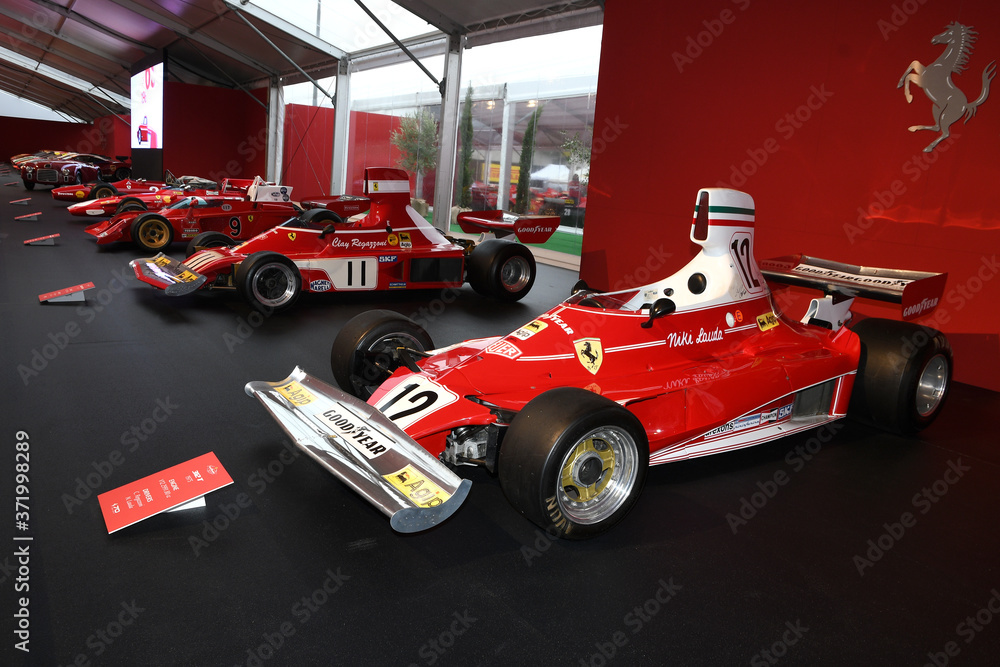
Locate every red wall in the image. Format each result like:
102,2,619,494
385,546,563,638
1,114,131,162
583,0,1000,390
346,110,411,195
282,103,336,198
163,81,268,184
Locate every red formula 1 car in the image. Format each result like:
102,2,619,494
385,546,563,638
86,181,304,252
51,171,210,203
69,176,255,217
20,153,131,189
245,187,952,537
130,167,558,311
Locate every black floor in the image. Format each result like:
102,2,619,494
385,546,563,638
2,170,999,666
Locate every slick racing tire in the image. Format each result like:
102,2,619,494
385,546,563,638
499,388,649,539
848,318,952,434
332,310,433,400
91,183,117,199
466,239,535,301
114,167,131,180
130,213,174,251
185,231,236,258
236,252,301,313
116,197,147,214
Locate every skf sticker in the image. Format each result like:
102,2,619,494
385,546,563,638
275,380,315,406
486,340,522,360
384,464,450,508
378,255,398,263
287,232,296,241
399,232,412,249
513,320,547,340
222,204,232,212
388,281,406,289
574,338,603,375
756,312,780,331
310,279,332,292
387,233,399,247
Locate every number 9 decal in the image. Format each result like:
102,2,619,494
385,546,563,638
229,216,241,237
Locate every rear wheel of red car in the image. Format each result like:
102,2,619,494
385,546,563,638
331,310,433,399
131,213,174,251
849,318,952,434
116,197,146,214
499,388,649,539
185,231,236,258
91,184,116,199
466,239,535,301
236,252,301,313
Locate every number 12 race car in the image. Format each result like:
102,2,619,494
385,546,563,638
246,188,952,537
131,167,560,311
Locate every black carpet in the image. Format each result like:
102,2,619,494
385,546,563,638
1,169,998,666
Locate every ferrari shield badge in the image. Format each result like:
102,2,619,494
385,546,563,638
574,338,603,375
287,232,296,241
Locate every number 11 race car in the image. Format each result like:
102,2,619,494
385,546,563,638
246,187,952,537
131,167,560,311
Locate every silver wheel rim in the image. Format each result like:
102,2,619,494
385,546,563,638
556,425,639,525
916,354,948,417
500,256,531,293
251,263,297,307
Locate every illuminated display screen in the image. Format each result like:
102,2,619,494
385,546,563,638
131,62,163,149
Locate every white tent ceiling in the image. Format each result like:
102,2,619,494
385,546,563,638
0,0,603,123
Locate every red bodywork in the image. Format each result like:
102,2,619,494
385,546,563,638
69,178,255,217
85,196,299,248
365,188,887,465
131,167,557,298
20,153,130,187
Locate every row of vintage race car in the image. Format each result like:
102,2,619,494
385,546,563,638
39,162,954,539
13,149,132,188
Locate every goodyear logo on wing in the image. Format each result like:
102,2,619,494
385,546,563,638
574,338,603,375
310,279,332,292
756,312,780,331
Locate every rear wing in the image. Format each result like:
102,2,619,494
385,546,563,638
457,210,560,244
759,254,947,321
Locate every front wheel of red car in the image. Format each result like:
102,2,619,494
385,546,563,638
91,184,116,199
185,231,236,258
116,197,147,214
23,180,34,191
236,252,301,313
466,240,536,301
848,318,952,434
331,310,434,399
130,213,174,251
499,388,649,539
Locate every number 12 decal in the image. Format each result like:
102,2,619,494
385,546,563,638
375,376,458,429
729,232,764,294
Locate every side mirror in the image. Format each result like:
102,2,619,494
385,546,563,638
570,279,590,295
641,298,676,328
320,224,337,239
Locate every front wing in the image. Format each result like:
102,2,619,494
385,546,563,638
245,367,471,533
130,253,207,295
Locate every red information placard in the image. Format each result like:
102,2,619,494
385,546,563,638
97,452,234,533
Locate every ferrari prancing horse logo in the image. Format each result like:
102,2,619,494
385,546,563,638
574,338,603,375
287,232,296,241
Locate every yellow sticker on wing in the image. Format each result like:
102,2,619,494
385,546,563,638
275,380,315,406
384,464,451,508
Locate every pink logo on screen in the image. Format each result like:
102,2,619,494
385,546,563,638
897,22,996,152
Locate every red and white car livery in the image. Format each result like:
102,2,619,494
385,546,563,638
51,172,213,203
131,167,558,311
246,187,952,537
86,180,301,252
68,176,255,217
